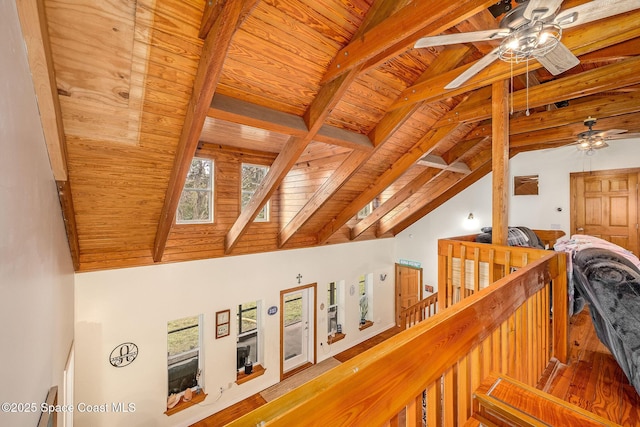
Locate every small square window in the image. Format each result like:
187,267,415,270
357,201,374,220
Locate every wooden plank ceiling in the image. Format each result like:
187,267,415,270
32,0,640,271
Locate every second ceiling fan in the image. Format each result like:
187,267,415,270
414,0,640,89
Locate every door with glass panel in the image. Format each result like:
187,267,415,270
281,284,316,377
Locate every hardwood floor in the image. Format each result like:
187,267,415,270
541,307,640,426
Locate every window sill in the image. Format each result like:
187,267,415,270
327,332,345,345
164,390,207,416
359,320,373,331
236,363,265,385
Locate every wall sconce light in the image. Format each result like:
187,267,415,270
380,273,387,281
464,212,479,231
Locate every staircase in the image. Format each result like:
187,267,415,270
470,373,620,426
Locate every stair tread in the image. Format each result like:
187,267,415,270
475,373,620,427
461,415,483,426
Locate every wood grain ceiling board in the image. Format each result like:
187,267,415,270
31,0,640,270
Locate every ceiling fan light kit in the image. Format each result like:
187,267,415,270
571,116,639,155
413,0,640,90
498,21,561,63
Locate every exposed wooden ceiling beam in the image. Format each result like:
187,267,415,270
316,81,492,244
154,0,256,262
390,159,493,235
208,94,374,151
279,49,472,247
229,0,404,253
353,121,485,239
351,167,442,239
225,135,309,253
278,149,370,247
274,0,417,248
509,111,640,149
317,122,474,244
299,47,477,245
390,11,640,110
321,0,496,84
416,154,471,174
435,55,640,129
509,91,640,136
16,0,68,181
368,46,472,147
199,0,255,39
388,107,640,235
377,170,467,236
17,0,80,270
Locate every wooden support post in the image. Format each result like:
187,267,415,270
491,79,510,246
552,252,569,363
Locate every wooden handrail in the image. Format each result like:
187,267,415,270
400,292,438,329
227,251,567,426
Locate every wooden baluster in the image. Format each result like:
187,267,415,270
447,244,454,308
473,247,480,295
460,245,467,301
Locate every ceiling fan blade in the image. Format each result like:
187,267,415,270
556,0,640,29
444,48,500,89
414,29,509,49
598,129,628,137
535,42,580,75
606,132,640,140
523,0,563,21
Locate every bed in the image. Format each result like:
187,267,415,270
556,236,640,395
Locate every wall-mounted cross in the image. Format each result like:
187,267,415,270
296,274,302,284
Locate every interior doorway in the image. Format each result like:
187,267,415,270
570,167,639,256
395,263,423,326
280,283,316,380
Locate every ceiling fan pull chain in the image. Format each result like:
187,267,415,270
510,60,514,115
525,59,530,116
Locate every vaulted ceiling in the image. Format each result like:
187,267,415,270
20,0,640,271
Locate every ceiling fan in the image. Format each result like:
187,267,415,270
573,117,640,155
414,0,640,89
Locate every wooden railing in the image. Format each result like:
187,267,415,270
437,236,563,312
400,292,438,329
227,247,568,426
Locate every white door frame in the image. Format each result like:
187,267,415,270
280,283,316,380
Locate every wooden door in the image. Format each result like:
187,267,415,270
395,264,422,326
571,168,639,256
280,283,316,380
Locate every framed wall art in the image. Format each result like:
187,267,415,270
215,309,230,339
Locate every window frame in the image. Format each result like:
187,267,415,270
326,280,345,336
236,300,261,372
241,163,270,222
358,274,374,325
167,314,203,397
356,201,374,220
176,157,214,224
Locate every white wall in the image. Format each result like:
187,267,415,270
397,138,640,288
74,239,396,427
0,2,75,426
